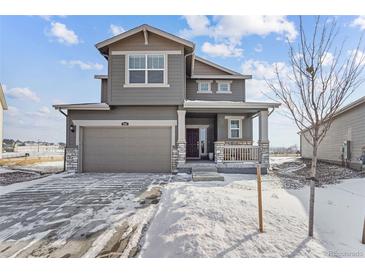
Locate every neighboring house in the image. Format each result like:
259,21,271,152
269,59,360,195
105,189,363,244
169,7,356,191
53,24,280,173
0,84,8,159
300,96,365,170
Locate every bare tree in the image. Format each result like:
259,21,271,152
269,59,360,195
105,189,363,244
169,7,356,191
267,16,365,236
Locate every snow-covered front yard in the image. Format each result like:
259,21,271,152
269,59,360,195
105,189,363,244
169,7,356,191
140,173,365,257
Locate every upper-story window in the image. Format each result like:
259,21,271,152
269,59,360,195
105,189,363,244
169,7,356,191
197,80,212,93
217,80,232,94
126,53,168,87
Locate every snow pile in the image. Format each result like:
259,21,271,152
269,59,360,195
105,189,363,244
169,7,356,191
286,178,365,256
0,167,16,174
140,174,328,257
140,174,365,258
270,156,301,166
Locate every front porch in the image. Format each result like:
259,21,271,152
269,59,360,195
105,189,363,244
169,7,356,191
173,103,272,174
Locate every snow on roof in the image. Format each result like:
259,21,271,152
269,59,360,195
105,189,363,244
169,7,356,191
52,103,110,111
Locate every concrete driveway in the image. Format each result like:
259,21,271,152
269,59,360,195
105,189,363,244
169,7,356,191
0,173,175,257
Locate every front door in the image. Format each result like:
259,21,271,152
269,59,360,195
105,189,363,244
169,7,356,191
186,128,200,158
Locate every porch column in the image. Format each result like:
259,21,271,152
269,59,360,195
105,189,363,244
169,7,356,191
176,110,186,166
259,110,269,168
177,110,186,143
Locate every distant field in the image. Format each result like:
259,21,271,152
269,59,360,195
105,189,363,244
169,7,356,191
0,155,64,167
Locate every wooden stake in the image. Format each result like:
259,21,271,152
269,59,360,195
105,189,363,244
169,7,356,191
362,218,365,245
256,164,264,233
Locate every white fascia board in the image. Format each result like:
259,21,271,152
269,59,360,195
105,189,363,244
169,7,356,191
96,24,194,50
183,100,281,109
190,74,251,80
94,75,108,79
72,120,177,127
53,103,110,111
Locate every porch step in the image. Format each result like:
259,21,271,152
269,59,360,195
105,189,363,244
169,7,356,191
192,172,225,182
192,166,224,182
191,166,219,173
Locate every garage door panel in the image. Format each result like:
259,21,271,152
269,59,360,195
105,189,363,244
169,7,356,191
82,127,171,172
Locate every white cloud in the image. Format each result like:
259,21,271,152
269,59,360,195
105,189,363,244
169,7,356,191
242,59,290,100
5,87,40,102
109,24,125,36
181,15,297,43
347,49,365,66
350,16,365,30
60,60,103,70
53,99,66,105
40,15,52,21
39,106,50,115
201,42,243,57
48,21,79,45
254,43,263,53
6,106,19,117
179,15,211,38
321,51,334,66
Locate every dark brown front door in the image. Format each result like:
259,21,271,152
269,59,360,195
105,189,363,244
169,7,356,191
186,128,200,158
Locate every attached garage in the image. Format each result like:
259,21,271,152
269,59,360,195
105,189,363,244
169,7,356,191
81,127,172,173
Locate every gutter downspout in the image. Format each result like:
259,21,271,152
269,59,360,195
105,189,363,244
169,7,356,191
184,51,194,102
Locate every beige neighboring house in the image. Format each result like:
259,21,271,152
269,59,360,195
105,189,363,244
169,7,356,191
0,84,8,159
300,95,365,170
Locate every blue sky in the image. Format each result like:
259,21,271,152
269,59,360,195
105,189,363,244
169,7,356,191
1,15,365,146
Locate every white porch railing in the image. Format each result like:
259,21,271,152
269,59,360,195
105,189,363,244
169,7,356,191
223,145,259,162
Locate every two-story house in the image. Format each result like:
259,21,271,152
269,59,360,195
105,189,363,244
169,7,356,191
53,24,280,174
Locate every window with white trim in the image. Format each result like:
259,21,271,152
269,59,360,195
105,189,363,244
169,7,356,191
217,81,232,93
228,119,241,139
127,54,166,85
197,80,212,93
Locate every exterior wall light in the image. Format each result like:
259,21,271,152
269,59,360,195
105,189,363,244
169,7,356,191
70,124,75,133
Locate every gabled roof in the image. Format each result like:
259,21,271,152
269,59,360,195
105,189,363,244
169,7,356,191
192,56,252,79
0,84,8,110
96,24,195,54
299,95,365,134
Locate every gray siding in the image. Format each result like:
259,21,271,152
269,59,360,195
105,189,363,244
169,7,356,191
67,106,177,147
186,117,216,153
108,31,184,52
217,114,253,141
186,79,245,101
106,31,185,105
82,127,171,173
101,79,108,103
301,103,365,168
109,54,185,105
194,59,230,75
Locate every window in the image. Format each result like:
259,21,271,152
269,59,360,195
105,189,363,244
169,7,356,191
217,81,232,93
127,54,166,86
197,80,212,93
229,119,241,139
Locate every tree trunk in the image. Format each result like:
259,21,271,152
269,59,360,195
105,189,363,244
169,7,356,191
308,180,315,237
310,140,318,178
308,138,318,237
